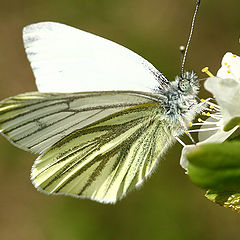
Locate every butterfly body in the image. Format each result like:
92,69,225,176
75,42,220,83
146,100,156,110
0,22,201,203
155,71,200,133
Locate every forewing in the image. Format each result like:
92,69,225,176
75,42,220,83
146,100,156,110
31,103,174,203
0,91,162,154
23,22,170,93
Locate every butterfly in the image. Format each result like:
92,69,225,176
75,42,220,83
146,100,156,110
0,0,202,204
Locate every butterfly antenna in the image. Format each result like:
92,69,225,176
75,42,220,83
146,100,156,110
181,0,201,77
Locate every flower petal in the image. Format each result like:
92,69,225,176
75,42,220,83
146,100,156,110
180,144,196,172
217,52,240,81
180,126,237,171
204,77,240,124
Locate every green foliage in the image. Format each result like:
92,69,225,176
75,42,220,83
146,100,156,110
224,117,240,131
205,191,240,213
187,138,240,213
187,142,240,192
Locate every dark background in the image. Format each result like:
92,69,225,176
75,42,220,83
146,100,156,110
0,0,240,239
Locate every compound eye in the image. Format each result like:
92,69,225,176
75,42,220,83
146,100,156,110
179,79,190,92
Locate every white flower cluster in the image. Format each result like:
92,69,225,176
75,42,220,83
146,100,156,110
180,52,240,171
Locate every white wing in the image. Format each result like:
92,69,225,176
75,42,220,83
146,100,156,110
23,22,169,93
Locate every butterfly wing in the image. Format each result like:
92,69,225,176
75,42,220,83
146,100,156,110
23,22,170,93
1,22,173,203
31,102,174,203
0,91,165,154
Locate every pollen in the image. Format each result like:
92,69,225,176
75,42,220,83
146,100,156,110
202,112,206,116
189,122,193,127
198,118,203,122
201,98,205,102
227,65,231,68
233,54,237,57
224,62,228,65
227,70,231,73
206,112,211,116
185,130,188,134
201,67,214,77
210,105,214,109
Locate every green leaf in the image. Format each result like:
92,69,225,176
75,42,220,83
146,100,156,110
229,128,240,142
187,142,240,192
224,116,240,131
205,191,240,213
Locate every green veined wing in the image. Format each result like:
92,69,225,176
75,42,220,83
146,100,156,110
0,91,162,154
31,102,175,203
0,91,173,203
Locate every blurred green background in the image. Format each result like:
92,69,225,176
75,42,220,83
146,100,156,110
0,0,240,239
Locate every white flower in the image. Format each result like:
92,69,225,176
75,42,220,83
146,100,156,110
206,53,240,125
217,52,240,82
180,52,240,171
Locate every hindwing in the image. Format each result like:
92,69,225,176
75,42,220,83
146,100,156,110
31,103,174,203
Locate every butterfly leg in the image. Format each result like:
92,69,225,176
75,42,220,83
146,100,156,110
174,136,186,146
184,129,196,144
179,117,196,144
174,123,195,148
194,97,214,114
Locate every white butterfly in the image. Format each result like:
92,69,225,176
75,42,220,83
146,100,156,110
0,20,201,203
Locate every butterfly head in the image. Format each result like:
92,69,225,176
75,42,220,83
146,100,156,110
176,71,200,96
